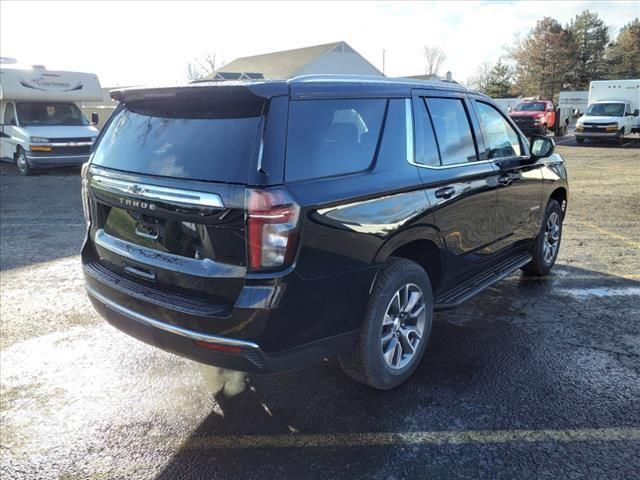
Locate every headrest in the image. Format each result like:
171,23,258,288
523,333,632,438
324,122,359,144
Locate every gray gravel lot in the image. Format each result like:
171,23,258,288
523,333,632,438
1,139,639,479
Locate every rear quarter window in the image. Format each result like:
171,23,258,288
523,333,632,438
285,99,387,182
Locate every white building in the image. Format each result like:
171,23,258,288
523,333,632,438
208,41,383,80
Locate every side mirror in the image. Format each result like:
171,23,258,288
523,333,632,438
634,109,639,117
91,112,99,125
530,135,555,159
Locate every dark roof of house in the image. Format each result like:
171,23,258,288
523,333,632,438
208,41,383,80
111,75,472,103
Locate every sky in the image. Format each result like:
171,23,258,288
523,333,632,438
1,1,638,87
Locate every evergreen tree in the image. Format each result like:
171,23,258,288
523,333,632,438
509,17,575,99
568,10,610,88
484,61,514,98
606,19,640,78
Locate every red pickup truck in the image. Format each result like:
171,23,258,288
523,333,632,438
509,100,557,136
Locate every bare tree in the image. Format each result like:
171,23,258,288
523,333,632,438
186,53,223,81
186,62,203,82
466,62,492,92
422,46,446,76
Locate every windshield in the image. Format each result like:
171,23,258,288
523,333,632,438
92,98,264,183
515,102,546,112
16,102,88,126
586,103,625,117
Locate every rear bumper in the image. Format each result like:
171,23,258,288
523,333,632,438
86,283,357,374
26,153,89,168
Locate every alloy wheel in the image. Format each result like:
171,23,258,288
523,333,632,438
380,283,427,370
542,212,560,265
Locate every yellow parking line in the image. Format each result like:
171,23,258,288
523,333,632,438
517,273,640,281
183,427,640,449
574,221,640,249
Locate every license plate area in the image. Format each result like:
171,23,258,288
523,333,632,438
101,205,205,259
134,218,159,240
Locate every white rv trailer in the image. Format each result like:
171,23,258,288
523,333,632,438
0,65,102,175
558,90,588,129
575,79,640,143
558,91,588,125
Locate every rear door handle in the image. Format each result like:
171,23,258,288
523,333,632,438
435,187,455,199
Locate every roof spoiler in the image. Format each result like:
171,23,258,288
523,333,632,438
110,81,287,103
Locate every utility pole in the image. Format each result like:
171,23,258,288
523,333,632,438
382,49,386,76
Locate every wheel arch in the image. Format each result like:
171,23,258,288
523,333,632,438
375,227,444,293
549,186,567,213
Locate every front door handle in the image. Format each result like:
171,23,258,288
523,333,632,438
498,174,513,186
435,187,455,199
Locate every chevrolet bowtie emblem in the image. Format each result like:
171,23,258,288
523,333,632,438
127,184,146,195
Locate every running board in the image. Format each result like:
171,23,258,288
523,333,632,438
434,252,532,311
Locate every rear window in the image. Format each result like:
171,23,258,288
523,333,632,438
285,99,387,182
92,98,264,183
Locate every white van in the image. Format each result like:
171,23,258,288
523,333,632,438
0,65,102,175
575,79,640,144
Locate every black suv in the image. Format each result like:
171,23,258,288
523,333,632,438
82,76,568,390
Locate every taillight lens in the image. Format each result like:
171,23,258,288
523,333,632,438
81,162,91,227
246,187,300,271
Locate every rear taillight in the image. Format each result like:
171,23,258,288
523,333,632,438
246,187,300,271
81,162,91,227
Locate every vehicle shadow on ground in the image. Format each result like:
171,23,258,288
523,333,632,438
557,136,640,148
154,265,640,479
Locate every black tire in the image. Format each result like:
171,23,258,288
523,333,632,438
15,148,33,176
576,137,585,144
522,199,563,276
339,257,433,390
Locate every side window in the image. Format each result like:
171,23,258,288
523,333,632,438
286,99,387,181
425,98,477,165
3,103,16,126
413,98,440,166
475,101,522,159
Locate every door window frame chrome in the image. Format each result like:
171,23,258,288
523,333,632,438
405,95,493,170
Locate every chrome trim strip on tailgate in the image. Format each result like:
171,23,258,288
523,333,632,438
91,174,224,208
93,229,246,278
86,285,260,348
